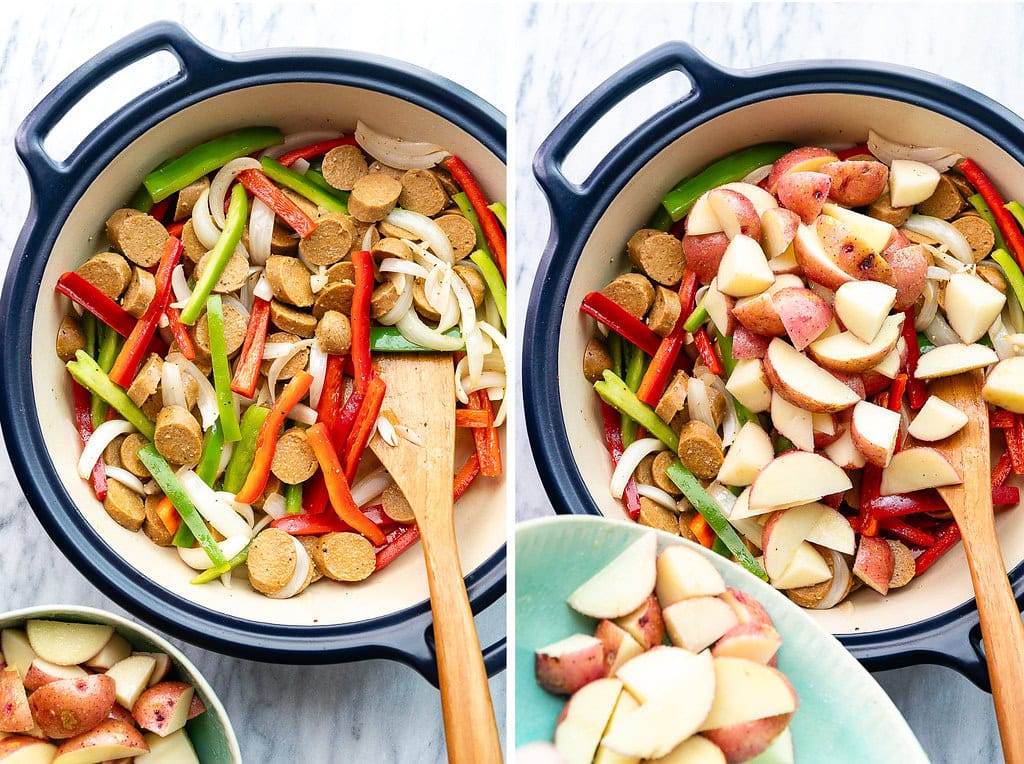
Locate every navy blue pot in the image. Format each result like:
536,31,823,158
0,22,506,683
525,41,1024,691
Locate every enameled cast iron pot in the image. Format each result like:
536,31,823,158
0,22,506,681
525,41,1024,690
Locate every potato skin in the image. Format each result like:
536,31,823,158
883,244,929,311
28,674,116,739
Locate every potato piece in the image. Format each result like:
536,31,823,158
534,634,606,695
132,682,194,738
54,717,149,762
29,674,116,739
26,621,114,667
0,666,33,733
776,171,830,224
890,160,941,208
983,356,1024,413
820,160,888,207
716,236,774,297
907,395,969,442
105,655,157,710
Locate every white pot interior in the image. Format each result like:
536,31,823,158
31,81,506,627
557,92,1024,636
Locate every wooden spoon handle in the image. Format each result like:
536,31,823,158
420,524,503,763
960,522,1024,764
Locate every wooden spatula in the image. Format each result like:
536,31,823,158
930,370,1024,763
369,353,502,764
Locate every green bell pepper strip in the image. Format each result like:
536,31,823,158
129,186,154,213
683,300,710,333
992,247,1024,313
711,536,731,559
716,335,757,427
303,168,351,204
173,421,225,549
469,249,507,327
666,461,768,581
285,482,303,515
82,313,97,360
260,157,348,213
916,332,935,355
221,405,271,494
453,192,493,258
662,142,794,222
607,333,624,380
143,126,284,202
369,326,462,352
137,444,227,567
488,202,507,229
647,206,674,232
179,183,248,325
67,351,154,440
967,193,1008,252
773,434,795,455
1006,201,1024,235
595,370,679,452
621,344,647,447
205,296,242,442
90,327,122,431
191,546,250,585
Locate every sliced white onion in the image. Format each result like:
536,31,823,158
464,328,486,387
355,120,449,170
307,342,328,408
378,274,415,326
379,258,429,279
191,188,221,249
635,483,678,511
166,353,219,429
376,415,399,447
310,268,329,294
930,248,969,274
706,482,738,516
688,377,716,429
143,479,162,496
215,491,255,529
812,550,853,610
926,266,951,282
178,535,250,571
491,394,508,429
351,467,392,507
210,158,263,228
177,469,252,539
905,215,973,263
103,466,146,495
262,492,288,520
261,341,296,360
248,198,275,266
915,281,939,331
268,339,315,398
925,313,960,347
462,372,506,395
385,209,454,263
450,269,478,337
435,281,461,333
702,374,738,448
287,403,319,426
361,225,375,251
254,274,274,302
290,158,311,175
217,440,234,479
483,291,501,330
397,311,465,351
171,265,192,304
611,438,665,499
741,164,773,184
268,537,312,600
262,131,342,160
867,130,963,171
77,419,136,479
160,362,188,410
253,514,274,535
454,355,471,406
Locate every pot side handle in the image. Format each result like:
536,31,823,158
393,606,507,688
14,21,219,198
533,41,734,223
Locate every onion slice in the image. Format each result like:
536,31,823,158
248,198,275,266
262,493,288,520
351,467,392,507
355,120,449,170
77,419,136,479
287,403,319,426
905,214,973,263
161,362,188,410
610,438,665,499
268,339,315,398
636,484,678,511
262,131,342,160
385,209,454,263
210,158,262,228
177,469,252,539
103,466,146,495
268,537,312,599
868,130,963,172
307,342,328,409
397,311,464,351
167,353,219,430
179,535,250,571
812,550,853,610
191,188,221,249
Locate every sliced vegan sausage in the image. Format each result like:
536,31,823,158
647,285,681,337
56,315,86,362
378,217,415,240
637,497,679,535
413,280,441,322
315,310,352,355
381,483,416,523
601,273,655,320
915,175,964,220
326,261,356,284
247,528,311,597
271,428,318,485
174,177,210,221
367,160,404,180
127,354,164,407
76,252,132,300
627,229,685,286
142,494,175,547
654,371,689,425
371,237,413,264
321,145,369,191
453,264,486,307
194,302,247,358
103,480,145,532
976,264,1007,294
887,539,916,589
266,256,314,308
270,220,300,255
312,532,376,582
297,535,325,583
634,454,656,487
115,214,171,268
154,405,203,466
371,281,401,320
677,511,700,543
348,173,403,223
270,301,317,338
676,420,724,480
350,221,380,256
582,337,613,384
103,435,126,470
952,214,995,261
865,190,911,227
436,214,477,260
262,331,309,380
652,450,682,495
120,433,152,479
282,188,319,221
105,208,144,248
123,268,156,318
195,249,249,294
313,281,355,319
299,214,356,267
181,220,208,263
398,169,447,217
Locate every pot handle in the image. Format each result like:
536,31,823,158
15,21,219,196
533,41,735,223
397,603,507,688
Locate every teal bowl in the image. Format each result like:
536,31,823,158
515,516,929,762
0,605,241,763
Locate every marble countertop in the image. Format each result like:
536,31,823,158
0,4,506,763
515,3,1024,763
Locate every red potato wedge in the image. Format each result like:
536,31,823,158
748,451,852,511
708,189,761,241
554,678,623,764
772,542,832,590
567,532,658,619
25,622,114,669
29,675,116,740
804,504,856,555
22,659,88,692
730,326,771,360
812,412,841,448
872,340,904,380
52,718,148,764
131,654,171,688
719,588,773,629
828,369,866,400
851,400,902,468
683,232,730,286
686,192,725,235
704,279,737,337
655,545,726,608
731,274,803,337
716,236,774,297
853,535,895,595
662,597,738,653
889,159,940,207
815,216,894,285
884,228,911,255
136,729,200,764
712,622,783,666
534,634,607,695
820,203,896,254
82,635,131,673
614,595,664,650
880,447,962,495
104,656,158,711
131,682,193,738
703,713,793,764
883,244,929,311
717,421,774,487
807,313,904,374
593,621,645,676
0,631,37,682
761,505,829,582
914,343,998,379
0,668,33,734
593,692,639,764
700,657,797,731
771,287,832,351
646,735,726,764
725,359,772,414
763,338,861,413
765,147,837,194
107,704,133,724
728,486,774,522
186,694,205,722
717,181,779,217
776,171,831,225
768,246,802,276
982,356,1024,414
823,426,866,470
945,272,1006,344
770,394,814,452
820,160,888,207
833,281,897,344
792,224,855,291
0,736,58,762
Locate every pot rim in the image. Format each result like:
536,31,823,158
524,41,1024,691
0,22,506,679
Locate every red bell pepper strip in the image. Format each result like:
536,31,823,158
453,453,482,500
149,196,172,224
901,310,928,409
154,495,181,535
234,371,314,504
332,387,365,455
350,251,373,395
993,484,1020,507
456,409,493,428
1009,416,1024,474
600,401,641,520
302,473,330,516
636,270,698,406
164,306,195,361
958,158,1024,268
56,272,139,339
305,422,386,545
277,136,358,167
879,517,936,547
443,156,506,279
72,380,108,500
992,410,1016,429
108,238,183,388
273,504,397,536
468,390,503,477
166,220,186,238
836,143,871,160
580,292,662,357
915,521,962,576
867,491,948,518
314,354,347,436
693,328,723,375
235,168,316,238
230,297,272,398
343,375,387,483
993,450,1014,488
689,514,715,548
859,465,883,536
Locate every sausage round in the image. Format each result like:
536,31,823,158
601,273,655,320
270,301,318,338
154,405,203,466
370,281,401,319
398,169,447,217
435,214,477,260
676,420,724,480
195,249,249,294
126,354,164,407
247,528,307,596
104,480,145,532
299,214,356,267
348,173,403,223
651,450,682,495
181,220,208,263
76,252,132,300
123,268,156,318
120,433,152,479
194,302,247,358
952,214,995,261
637,497,680,535
381,484,416,523
647,285,681,337
315,310,352,355
262,331,309,380
312,532,376,582
326,261,356,284
313,282,355,319
105,208,144,248
271,428,318,485
865,190,912,227
453,264,486,307
56,315,86,362
142,494,175,547
582,337,612,384
266,255,315,308
115,214,170,268
371,237,413,264
627,229,685,286
413,280,441,321
321,145,369,191
174,177,210,221
915,175,964,220
367,160,404,180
